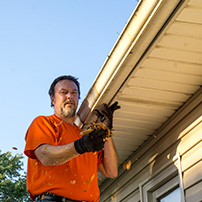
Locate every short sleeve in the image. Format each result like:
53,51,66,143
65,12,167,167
97,150,104,166
24,116,57,159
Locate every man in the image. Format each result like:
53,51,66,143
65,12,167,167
24,75,119,202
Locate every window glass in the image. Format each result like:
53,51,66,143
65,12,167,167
160,187,181,202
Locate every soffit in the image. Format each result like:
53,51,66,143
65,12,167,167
113,0,202,164
103,0,202,168
76,0,202,184
113,0,202,167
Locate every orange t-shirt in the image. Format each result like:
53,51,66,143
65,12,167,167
24,114,103,201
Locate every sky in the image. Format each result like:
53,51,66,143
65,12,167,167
0,0,138,171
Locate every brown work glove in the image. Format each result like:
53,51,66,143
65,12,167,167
92,101,121,129
74,129,107,154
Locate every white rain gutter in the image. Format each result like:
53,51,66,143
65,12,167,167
75,0,185,128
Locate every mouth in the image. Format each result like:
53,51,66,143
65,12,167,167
64,100,75,107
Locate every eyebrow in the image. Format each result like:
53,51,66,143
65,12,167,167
60,88,78,92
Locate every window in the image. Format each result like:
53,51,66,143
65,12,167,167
140,164,182,202
159,187,181,202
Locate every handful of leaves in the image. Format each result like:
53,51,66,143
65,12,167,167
80,102,121,140
80,122,112,140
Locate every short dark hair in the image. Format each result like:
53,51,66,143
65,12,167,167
48,75,80,107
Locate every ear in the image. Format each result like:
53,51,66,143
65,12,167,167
51,96,55,106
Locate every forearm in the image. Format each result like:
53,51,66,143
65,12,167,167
99,137,118,178
34,143,79,166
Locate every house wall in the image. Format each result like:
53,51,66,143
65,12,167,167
99,87,202,202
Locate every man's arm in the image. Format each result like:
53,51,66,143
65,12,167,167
34,129,108,166
98,137,118,178
34,143,79,166
93,102,120,178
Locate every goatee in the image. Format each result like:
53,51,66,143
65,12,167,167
61,106,76,118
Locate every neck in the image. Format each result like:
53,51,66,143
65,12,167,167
55,113,75,125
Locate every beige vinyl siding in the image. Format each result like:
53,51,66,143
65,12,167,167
178,119,202,202
99,88,202,202
186,181,202,202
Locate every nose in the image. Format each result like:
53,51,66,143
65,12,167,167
66,92,73,98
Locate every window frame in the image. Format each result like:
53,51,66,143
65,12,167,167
152,175,180,201
140,164,181,202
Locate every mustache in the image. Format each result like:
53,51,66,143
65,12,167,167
64,99,75,106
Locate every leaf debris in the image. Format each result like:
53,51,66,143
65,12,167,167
123,160,131,170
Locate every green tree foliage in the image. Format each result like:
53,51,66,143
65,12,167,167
0,150,32,202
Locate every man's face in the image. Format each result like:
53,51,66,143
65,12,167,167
51,79,79,119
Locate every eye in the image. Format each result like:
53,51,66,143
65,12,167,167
60,90,68,95
72,91,77,95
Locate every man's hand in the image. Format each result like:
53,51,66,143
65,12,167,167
74,129,107,154
93,101,121,129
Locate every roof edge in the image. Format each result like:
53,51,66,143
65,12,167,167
75,0,184,127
